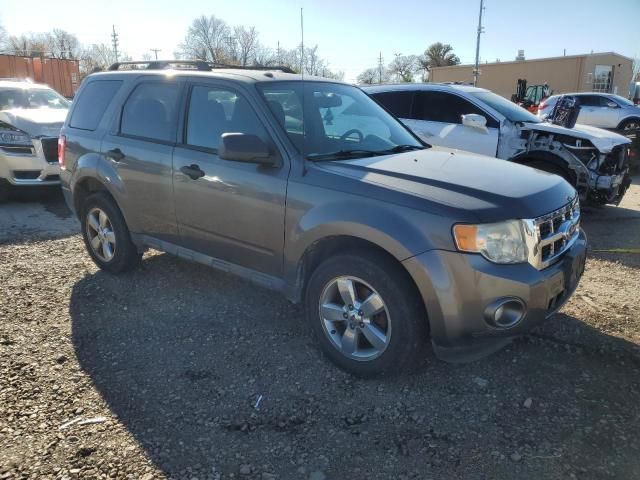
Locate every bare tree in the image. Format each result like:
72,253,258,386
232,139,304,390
234,26,258,66
46,29,81,59
141,52,153,61
178,15,230,63
388,54,418,82
357,68,379,85
633,57,640,83
78,44,131,78
0,22,7,50
253,45,277,67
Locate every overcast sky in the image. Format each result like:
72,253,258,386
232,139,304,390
1,0,638,82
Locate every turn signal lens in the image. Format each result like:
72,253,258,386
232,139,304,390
58,135,66,168
452,224,478,252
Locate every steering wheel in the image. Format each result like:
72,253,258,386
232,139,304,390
340,129,364,143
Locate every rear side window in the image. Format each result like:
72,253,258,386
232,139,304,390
69,80,122,131
120,82,180,143
372,91,414,118
413,91,498,127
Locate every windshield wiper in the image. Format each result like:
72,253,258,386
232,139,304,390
306,145,425,162
377,144,425,154
306,149,382,161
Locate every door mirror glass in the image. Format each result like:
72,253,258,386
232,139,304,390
219,133,276,165
461,113,487,129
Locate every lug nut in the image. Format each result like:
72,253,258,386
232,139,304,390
348,304,354,310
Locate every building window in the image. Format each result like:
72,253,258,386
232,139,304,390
592,65,613,93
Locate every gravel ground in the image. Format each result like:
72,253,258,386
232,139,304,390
1,181,639,480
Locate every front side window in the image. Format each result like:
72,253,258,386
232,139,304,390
412,91,497,127
120,82,180,142
258,82,423,158
185,85,268,151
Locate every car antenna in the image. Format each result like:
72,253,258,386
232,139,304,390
300,7,307,174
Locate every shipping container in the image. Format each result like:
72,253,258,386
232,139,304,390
0,54,80,98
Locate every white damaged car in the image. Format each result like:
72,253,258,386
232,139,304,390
0,79,69,201
365,84,632,205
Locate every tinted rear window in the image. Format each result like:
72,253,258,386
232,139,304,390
69,80,122,131
372,91,414,118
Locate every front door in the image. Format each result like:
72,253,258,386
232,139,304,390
172,81,289,277
404,91,500,157
100,78,184,242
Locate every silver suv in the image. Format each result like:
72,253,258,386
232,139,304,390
60,61,587,376
0,79,69,201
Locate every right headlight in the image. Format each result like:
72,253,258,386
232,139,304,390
453,220,528,264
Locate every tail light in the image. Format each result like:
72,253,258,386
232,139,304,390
58,135,66,168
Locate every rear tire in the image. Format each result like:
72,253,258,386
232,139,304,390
304,251,427,377
618,118,639,133
80,192,141,273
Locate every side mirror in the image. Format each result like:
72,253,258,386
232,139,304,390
461,113,487,130
219,133,277,166
606,101,618,109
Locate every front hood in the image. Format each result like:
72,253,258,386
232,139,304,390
318,147,577,223
523,121,630,153
0,108,67,137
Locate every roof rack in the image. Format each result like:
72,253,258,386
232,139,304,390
107,60,296,74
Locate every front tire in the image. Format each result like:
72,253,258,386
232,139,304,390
304,251,427,377
80,192,141,273
619,118,639,133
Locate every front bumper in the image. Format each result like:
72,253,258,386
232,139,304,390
403,229,587,362
0,138,61,187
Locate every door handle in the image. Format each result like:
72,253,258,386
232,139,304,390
180,164,205,180
106,148,125,162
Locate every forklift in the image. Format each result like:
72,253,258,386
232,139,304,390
511,79,552,114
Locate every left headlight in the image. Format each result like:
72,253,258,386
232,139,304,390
453,220,528,264
0,127,31,146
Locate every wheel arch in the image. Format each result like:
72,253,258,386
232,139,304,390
285,235,429,330
617,116,640,130
511,150,578,185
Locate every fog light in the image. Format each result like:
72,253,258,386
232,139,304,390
484,298,526,328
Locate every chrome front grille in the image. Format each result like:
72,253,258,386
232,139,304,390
524,197,580,270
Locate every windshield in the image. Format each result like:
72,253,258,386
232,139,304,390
0,87,70,110
257,82,424,159
470,91,541,123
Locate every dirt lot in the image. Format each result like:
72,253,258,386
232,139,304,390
1,181,639,480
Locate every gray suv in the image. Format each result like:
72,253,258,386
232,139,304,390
60,61,587,376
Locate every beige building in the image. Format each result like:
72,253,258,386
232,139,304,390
429,52,634,99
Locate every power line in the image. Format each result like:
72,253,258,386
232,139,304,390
150,48,161,60
111,25,119,63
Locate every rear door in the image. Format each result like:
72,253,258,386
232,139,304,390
172,80,289,277
406,91,500,157
100,78,184,242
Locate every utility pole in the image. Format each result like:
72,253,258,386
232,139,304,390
378,52,384,84
150,48,161,60
473,0,485,86
111,25,119,63
277,41,281,65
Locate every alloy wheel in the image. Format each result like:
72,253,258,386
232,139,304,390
318,276,391,361
86,207,117,262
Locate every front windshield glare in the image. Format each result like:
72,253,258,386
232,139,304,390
0,88,70,110
470,91,541,123
258,82,423,158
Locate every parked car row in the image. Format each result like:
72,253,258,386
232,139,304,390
0,64,631,375
45,61,589,376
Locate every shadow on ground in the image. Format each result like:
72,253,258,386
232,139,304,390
0,187,77,245
70,253,640,479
